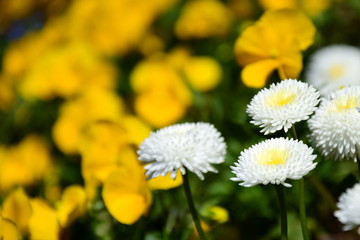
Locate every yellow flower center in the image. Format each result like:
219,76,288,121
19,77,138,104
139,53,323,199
328,64,344,79
258,148,288,165
334,96,359,111
267,90,296,107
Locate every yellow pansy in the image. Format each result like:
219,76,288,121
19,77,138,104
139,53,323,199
121,116,151,146
183,57,223,92
56,185,87,227
52,88,124,154
18,42,116,100
28,199,60,240
234,8,315,88
148,171,183,190
131,58,192,128
259,0,331,17
1,188,32,235
0,215,20,240
80,121,127,183
175,0,233,39
0,135,52,193
65,0,178,55
102,159,152,225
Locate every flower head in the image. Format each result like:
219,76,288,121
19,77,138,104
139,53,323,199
138,122,226,180
247,79,320,134
308,86,360,161
334,183,360,234
306,45,360,95
234,8,315,88
231,137,317,187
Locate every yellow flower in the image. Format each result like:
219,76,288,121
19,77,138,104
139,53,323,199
175,0,233,39
234,8,316,88
0,135,52,193
121,116,151,146
52,88,124,154
66,0,179,55
148,171,183,190
56,185,87,227
259,0,331,17
28,199,60,240
102,159,152,225
1,188,32,235
183,57,223,92
0,215,20,240
131,58,192,127
18,42,117,100
80,121,127,183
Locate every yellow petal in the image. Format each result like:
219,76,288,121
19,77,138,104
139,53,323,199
259,0,296,10
0,216,20,240
278,51,303,80
102,165,152,225
183,57,222,92
148,171,183,190
28,199,60,240
241,59,279,88
57,185,87,227
2,188,32,234
134,90,188,128
80,121,126,182
234,23,273,65
122,115,151,146
260,8,316,50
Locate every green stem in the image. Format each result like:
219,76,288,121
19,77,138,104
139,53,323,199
290,125,298,139
357,158,360,177
182,172,207,240
289,125,311,240
274,185,288,240
299,178,310,240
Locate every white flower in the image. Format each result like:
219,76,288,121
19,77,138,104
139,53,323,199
138,122,226,180
308,86,360,161
247,79,320,135
334,183,360,234
306,45,360,95
230,137,317,187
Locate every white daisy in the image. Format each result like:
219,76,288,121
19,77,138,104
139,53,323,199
306,45,360,95
334,183,360,234
247,79,320,135
230,137,317,187
137,122,226,180
308,86,360,161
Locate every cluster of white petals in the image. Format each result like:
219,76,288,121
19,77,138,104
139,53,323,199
335,183,360,234
230,138,317,187
306,45,360,95
247,79,320,135
308,86,360,161
138,122,226,180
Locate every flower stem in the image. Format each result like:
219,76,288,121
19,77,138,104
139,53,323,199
299,178,310,240
290,125,298,139
182,172,207,240
289,125,311,240
274,185,288,240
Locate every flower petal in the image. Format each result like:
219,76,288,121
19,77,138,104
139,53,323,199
260,9,316,50
28,199,60,240
241,59,279,88
148,171,183,190
2,188,31,234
